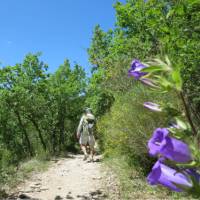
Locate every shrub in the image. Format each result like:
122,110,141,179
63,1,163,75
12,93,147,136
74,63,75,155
97,83,178,174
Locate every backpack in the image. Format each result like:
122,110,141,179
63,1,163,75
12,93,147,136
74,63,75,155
82,114,95,136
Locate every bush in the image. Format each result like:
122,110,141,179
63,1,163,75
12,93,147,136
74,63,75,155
97,83,179,175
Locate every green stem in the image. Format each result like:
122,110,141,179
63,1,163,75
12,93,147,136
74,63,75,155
179,91,197,136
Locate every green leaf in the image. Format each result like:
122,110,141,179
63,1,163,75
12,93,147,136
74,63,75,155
141,66,164,73
157,76,173,91
166,9,174,19
165,55,171,68
176,160,197,168
175,118,188,130
145,58,172,72
172,68,182,91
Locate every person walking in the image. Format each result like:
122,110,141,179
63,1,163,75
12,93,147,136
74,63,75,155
77,108,96,161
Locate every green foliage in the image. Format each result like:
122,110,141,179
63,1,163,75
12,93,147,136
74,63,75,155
0,0,199,196
48,59,86,152
85,69,114,116
97,83,178,174
0,53,86,184
87,0,199,196
103,156,179,199
88,25,113,71
0,158,49,197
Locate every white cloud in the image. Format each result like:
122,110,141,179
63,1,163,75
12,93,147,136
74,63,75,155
7,41,12,45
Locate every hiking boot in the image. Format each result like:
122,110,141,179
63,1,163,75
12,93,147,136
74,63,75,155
83,154,88,161
89,156,94,162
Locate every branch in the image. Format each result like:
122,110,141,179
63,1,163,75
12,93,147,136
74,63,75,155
179,91,197,136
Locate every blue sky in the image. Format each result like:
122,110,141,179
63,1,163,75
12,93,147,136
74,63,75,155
0,0,123,75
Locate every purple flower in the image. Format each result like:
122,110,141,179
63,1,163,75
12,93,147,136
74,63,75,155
169,122,181,129
128,59,147,79
148,128,168,156
144,102,162,112
140,78,158,88
186,169,200,184
147,160,192,192
148,128,192,163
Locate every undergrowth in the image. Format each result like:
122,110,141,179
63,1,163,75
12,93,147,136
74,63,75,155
0,158,50,199
103,154,195,200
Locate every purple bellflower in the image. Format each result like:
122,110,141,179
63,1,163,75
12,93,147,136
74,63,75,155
186,169,200,184
128,59,147,79
148,128,192,163
147,160,193,192
144,102,162,112
169,122,181,129
140,78,158,88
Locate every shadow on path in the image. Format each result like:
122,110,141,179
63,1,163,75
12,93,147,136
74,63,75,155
6,189,108,200
76,189,108,200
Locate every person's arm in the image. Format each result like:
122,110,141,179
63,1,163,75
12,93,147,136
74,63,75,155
77,116,83,139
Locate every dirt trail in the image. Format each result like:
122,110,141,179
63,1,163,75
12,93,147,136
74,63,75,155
13,155,108,200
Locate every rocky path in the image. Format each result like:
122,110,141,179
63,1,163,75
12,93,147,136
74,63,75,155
10,155,109,200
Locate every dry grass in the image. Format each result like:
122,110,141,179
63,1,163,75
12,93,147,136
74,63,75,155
102,155,195,200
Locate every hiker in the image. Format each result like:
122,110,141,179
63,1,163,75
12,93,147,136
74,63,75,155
77,108,96,161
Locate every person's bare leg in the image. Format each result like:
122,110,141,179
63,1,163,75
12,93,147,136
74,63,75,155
89,145,95,162
81,145,88,160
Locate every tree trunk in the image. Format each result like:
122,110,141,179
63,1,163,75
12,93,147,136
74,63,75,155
58,105,66,152
51,128,57,154
29,116,47,151
15,110,34,157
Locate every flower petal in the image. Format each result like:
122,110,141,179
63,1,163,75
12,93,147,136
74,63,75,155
128,59,147,79
144,102,162,112
148,128,168,156
147,160,192,192
160,137,192,163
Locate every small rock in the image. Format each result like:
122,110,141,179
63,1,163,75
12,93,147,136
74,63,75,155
55,195,63,200
18,193,31,199
41,187,49,191
0,189,8,198
66,194,74,199
24,190,34,193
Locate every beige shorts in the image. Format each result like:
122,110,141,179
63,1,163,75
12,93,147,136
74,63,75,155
79,134,95,147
